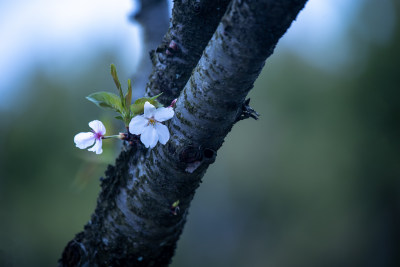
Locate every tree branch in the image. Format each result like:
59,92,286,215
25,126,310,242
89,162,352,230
60,0,308,266
172,0,308,152
146,0,231,105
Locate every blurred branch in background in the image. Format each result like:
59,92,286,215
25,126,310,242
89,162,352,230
129,0,169,98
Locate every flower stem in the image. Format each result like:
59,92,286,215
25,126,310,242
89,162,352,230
102,135,123,140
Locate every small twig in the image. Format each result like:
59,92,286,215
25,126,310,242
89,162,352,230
235,98,260,122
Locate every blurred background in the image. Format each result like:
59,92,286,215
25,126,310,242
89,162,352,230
0,0,399,266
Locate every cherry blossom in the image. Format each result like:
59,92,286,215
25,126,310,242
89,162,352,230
74,120,106,154
129,101,174,148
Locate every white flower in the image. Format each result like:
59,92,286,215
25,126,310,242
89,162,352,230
74,120,106,154
129,101,174,148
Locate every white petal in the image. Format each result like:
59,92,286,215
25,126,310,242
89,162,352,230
89,120,106,135
154,107,174,122
129,115,148,135
88,138,103,154
143,101,156,119
140,125,158,148
155,123,170,145
74,132,95,149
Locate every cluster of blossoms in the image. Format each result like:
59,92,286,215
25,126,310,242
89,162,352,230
74,101,175,154
74,65,177,154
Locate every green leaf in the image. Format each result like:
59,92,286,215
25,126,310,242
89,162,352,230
115,116,124,121
130,103,143,115
86,92,123,113
130,94,163,115
149,93,163,101
125,79,132,111
110,64,121,90
110,64,125,108
172,200,180,208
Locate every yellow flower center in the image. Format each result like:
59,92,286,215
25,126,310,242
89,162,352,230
148,118,156,126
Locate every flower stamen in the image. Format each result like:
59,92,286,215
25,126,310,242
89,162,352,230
148,117,157,126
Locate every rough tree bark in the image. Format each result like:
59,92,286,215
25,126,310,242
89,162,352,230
60,0,308,266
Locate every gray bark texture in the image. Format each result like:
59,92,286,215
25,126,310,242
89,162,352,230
60,0,308,266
